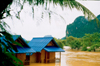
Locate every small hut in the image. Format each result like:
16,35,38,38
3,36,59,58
28,37,65,63
12,35,36,65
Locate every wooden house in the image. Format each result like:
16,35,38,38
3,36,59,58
10,35,36,65
28,37,65,63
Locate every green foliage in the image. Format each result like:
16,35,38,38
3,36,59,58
82,32,100,46
66,36,81,50
26,41,30,43
81,46,87,51
81,43,87,51
81,32,100,52
57,40,64,49
0,0,13,19
0,0,98,21
54,38,65,49
88,44,100,52
66,32,100,52
73,40,81,50
1,52,23,66
62,39,68,46
0,31,23,52
0,31,23,66
66,36,75,49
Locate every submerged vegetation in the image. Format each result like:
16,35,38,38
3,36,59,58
81,32,100,52
56,32,100,52
54,38,66,49
66,36,81,50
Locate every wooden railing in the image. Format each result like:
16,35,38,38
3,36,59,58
24,60,30,65
45,58,60,63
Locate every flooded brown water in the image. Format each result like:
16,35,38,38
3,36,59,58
27,46,100,66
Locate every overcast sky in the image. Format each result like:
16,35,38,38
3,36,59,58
4,1,100,40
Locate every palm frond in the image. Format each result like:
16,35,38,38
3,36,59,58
1,0,97,21
0,31,23,66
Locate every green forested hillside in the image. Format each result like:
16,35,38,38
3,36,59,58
66,15,100,38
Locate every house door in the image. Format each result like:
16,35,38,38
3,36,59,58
25,56,30,65
26,56,30,60
36,52,41,63
45,51,49,63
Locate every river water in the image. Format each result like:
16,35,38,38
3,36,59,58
27,46,100,66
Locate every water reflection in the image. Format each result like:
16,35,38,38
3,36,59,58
27,46,100,66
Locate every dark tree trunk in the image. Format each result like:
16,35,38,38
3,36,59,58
0,0,13,19
94,49,95,52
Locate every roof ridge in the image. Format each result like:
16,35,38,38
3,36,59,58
33,37,53,38
32,37,53,39
28,37,53,52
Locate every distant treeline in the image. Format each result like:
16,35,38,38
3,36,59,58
55,32,100,52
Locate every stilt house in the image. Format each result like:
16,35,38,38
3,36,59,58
28,37,65,63
1,35,36,65
12,35,36,65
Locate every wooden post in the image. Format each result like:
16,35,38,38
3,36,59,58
46,52,47,63
60,52,61,62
